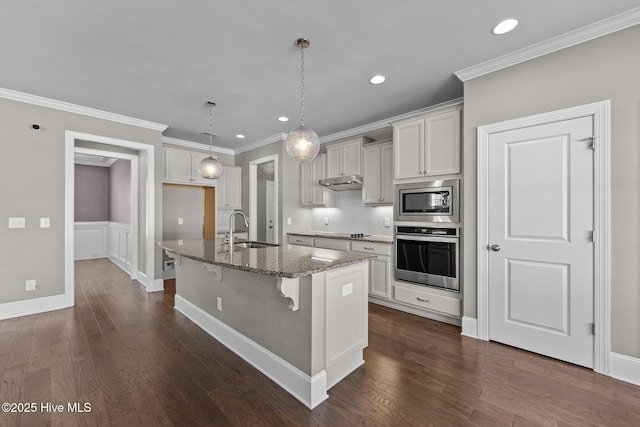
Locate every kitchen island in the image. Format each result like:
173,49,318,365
159,238,374,409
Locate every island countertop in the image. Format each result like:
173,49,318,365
159,238,375,279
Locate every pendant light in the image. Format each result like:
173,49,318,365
199,101,223,179
284,38,320,162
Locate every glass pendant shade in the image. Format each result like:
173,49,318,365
199,155,222,179
285,125,320,162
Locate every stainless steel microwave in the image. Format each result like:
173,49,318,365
395,179,459,223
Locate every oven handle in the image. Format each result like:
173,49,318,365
395,235,458,244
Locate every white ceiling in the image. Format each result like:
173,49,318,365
2,1,639,151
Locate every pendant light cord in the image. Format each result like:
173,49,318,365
300,46,305,126
208,102,214,155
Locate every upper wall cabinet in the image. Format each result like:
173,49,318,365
164,147,216,186
362,141,393,205
301,154,335,207
392,106,461,181
325,137,370,178
216,166,242,209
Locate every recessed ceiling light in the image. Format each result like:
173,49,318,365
278,116,289,122
492,18,518,35
235,134,245,139
369,75,386,85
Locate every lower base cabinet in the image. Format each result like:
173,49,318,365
394,283,461,317
351,241,391,300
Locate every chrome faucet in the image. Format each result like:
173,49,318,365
228,210,249,248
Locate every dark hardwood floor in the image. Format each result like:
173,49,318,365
1,258,639,426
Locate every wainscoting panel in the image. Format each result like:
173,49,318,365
74,221,132,275
109,222,132,273
74,221,109,260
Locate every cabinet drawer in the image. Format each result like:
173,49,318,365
288,235,314,246
314,237,350,251
394,285,460,317
351,241,391,256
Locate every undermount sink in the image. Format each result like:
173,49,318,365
233,241,278,249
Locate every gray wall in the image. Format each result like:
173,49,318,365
0,97,163,304
74,165,109,221
162,185,203,240
462,24,640,358
109,159,131,224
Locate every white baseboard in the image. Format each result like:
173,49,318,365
0,294,68,321
108,254,131,276
610,353,640,387
461,316,479,339
175,295,328,409
148,278,164,292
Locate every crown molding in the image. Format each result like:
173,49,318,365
0,87,168,132
321,98,463,144
162,136,235,155
233,133,288,155
455,7,640,82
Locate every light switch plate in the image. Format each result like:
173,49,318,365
26,279,37,291
9,217,25,229
40,217,50,228
178,217,184,225
384,218,391,227
287,217,292,225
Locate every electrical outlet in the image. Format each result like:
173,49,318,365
287,217,292,225
384,217,391,228
324,216,329,225
25,279,37,291
342,283,353,297
216,296,222,311
9,217,25,229
178,217,184,225
40,217,50,228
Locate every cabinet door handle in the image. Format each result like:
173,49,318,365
416,297,431,303
363,247,374,251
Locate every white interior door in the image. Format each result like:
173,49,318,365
487,116,594,368
266,180,275,243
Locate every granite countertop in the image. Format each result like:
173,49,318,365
287,232,393,244
159,238,375,279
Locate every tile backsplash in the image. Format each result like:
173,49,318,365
309,190,393,235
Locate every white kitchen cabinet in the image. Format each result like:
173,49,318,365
301,154,335,207
288,235,314,246
164,147,216,186
392,106,461,181
325,137,370,178
394,283,461,317
352,241,391,299
216,166,242,209
314,237,350,251
362,141,393,205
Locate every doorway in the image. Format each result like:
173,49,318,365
65,131,158,308
74,148,138,277
477,101,610,373
249,155,279,243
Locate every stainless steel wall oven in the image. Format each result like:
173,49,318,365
395,226,459,292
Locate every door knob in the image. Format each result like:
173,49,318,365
490,244,501,252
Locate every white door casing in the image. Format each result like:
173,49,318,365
266,180,275,243
477,100,610,374
488,116,594,368
249,155,279,243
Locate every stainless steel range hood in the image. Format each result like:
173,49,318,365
318,175,363,191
